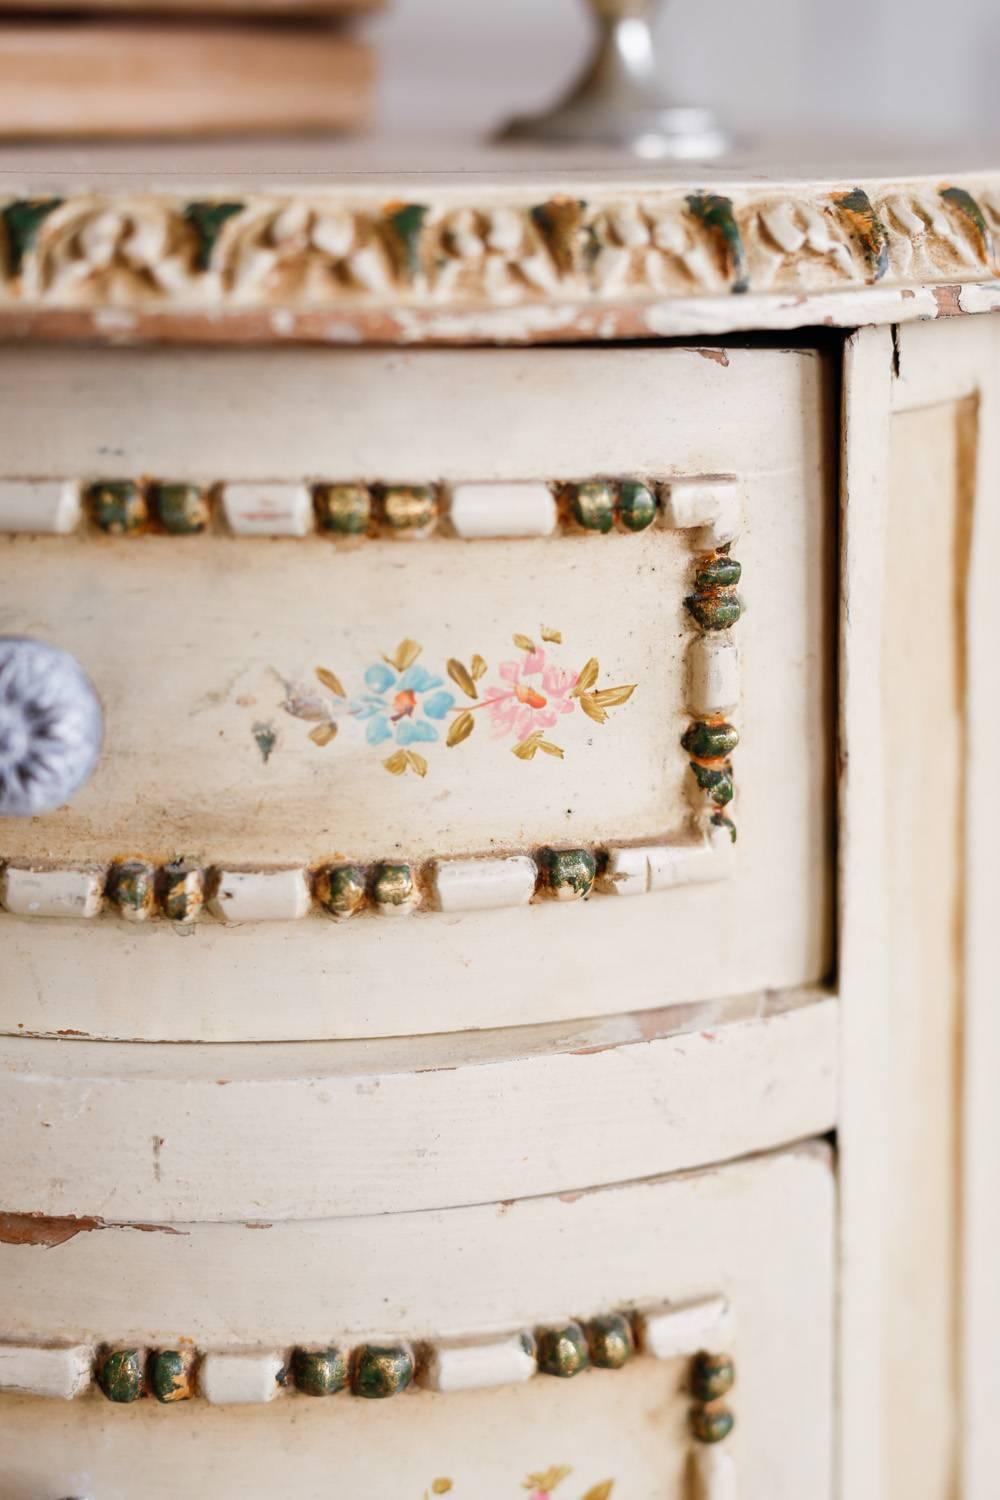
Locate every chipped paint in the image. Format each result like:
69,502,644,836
0,1212,101,1248
934,283,964,316
0,1212,183,1246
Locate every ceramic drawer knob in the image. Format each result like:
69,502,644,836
0,637,103,816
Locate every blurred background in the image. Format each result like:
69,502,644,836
370,0,1000,145
2,0,998,146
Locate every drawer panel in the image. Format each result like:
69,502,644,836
0,992,836,1223
0,1145,834,1500
0,343,834,1040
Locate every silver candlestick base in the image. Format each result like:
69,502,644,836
498,0,730,161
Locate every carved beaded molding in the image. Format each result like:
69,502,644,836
0,475,693,541
0,479,741,922
0,1299,738,1489
0,1295,733,1414
0,179,998,316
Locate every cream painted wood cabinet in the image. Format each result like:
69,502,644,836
0,146,998,1500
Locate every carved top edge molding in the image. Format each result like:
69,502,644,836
1,178,999,314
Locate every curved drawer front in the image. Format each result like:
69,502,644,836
0,343,834,1040
0,992,836,1223
0,1145,834,1500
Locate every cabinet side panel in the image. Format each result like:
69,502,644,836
883,399,973,1499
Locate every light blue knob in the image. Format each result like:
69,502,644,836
0,637,103,816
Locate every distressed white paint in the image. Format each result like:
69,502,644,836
661,477,743,549
688,636,741,716
0,863,103,919
198,1350,285,1405
0,1342,92,1400
430,855,538,912
0,346,831,1042
0,1148,833,1497
0,992,835,1221
0,478,80,533
691,1445,739,1500
209,868,311,923
601,828,734,897
220,481,313,536
421,1332,537,1393
635,1296,731,1361
449,482,557,538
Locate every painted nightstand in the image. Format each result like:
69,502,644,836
0,140,997,1500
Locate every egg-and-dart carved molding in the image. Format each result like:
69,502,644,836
0,180,997,314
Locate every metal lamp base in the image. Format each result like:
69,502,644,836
497,0,730,162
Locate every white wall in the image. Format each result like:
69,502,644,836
369,0,1000,145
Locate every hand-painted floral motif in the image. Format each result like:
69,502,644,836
522,1469,612,1500
419,1470,613,1500
277,631,636,777
483,650,578,742
351,663,454,747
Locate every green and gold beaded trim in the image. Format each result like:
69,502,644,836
5,475,669,539
5,1300,732,1411
683,543,741,844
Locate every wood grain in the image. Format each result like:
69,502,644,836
0,0,382,10
0,22,373,138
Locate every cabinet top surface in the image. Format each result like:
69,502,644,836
2,135,1000,344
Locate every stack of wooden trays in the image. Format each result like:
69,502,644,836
0,0,379,138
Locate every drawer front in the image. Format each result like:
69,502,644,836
0,343,834,1040
0,1145,834,1500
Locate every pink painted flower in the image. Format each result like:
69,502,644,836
483,651,577,741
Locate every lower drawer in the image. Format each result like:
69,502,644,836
0,1144,834,1499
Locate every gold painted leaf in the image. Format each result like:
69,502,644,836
571,657,600,697
431,1482,453,1496
447,710,475,747
590,684,636,710
384,638,422,672
384,749,408,775
447,658,478,700
314,667,345,698
538,740,565,759
513,633,536,653
512,730,543,761
579,693,609,725
581,1483,614,1500
308,722,338,746
470,653,488,680
406,750,429,777
541,625,563,643
524,1468,572,1492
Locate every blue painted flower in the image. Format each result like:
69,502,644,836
351,662,455,747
